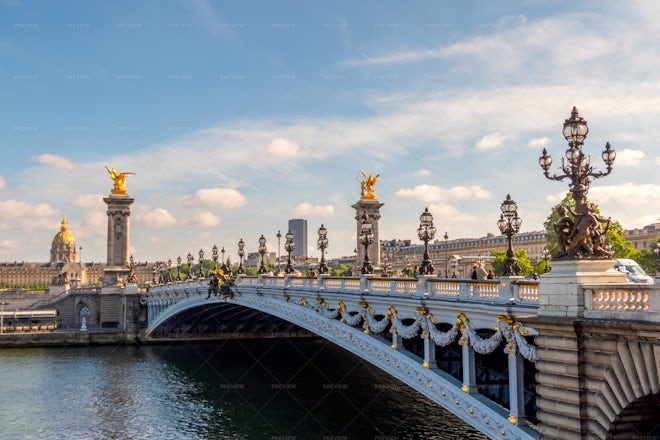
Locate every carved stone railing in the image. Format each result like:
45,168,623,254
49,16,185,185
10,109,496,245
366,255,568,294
145,275,540,307
583,283,659,322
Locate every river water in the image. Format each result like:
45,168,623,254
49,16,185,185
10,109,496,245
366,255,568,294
0,338,486,439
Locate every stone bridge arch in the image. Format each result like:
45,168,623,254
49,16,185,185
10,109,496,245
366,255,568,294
145,292,538,439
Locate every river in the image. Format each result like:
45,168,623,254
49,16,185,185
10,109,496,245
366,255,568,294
0,338,487,439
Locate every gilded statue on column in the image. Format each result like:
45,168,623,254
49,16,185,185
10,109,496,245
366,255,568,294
105,166,136,195
357,170,379,200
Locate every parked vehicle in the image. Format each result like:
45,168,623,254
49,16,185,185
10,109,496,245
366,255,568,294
613,258,654,284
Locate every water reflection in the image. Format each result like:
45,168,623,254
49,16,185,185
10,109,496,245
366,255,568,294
0,339,486,439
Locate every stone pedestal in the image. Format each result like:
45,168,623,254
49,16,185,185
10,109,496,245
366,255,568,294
352,199,384,274
102,194,134,287
537,259,624,318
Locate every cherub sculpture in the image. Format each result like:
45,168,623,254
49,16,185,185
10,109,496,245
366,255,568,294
105,166,136,195
357,170,379,200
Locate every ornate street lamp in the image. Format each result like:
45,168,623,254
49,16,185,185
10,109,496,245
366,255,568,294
212,245,218,269
221,247,225,268
417,207,436,275
655,242,660,277
198,249,205,278
167,258,173,282
237,239,246,275
359,212,374,275
497,194,522,276
258,235,268,274
186,252,194,279
541,247,551,273
176,256,182,280
539,107,616,259
276,230,282,275
449,255,458,278
285,230,295,274
443,232,449,277
317,224,329,274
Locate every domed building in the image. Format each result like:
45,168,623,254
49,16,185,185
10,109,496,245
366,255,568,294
50,216,77,264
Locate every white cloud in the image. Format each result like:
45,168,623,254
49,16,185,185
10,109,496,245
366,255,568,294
0,239,20,249
0,176,6,191
135,208,177,228
267,137,304,158
589,183,660,205
0,200,58,230
292,203,335,217
32,153,76,170
528,137,551,149
615,148,645,167
475,132,513,151
396,184,491,201
413,168,431,177
73,194,104,210
182,210,220,227
184,188,247,209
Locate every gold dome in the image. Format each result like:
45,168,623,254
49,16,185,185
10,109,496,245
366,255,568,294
53,217,76,245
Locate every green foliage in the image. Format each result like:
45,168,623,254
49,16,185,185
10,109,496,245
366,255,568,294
490,249,535,277
543,192,636,259
330,264,353,276
637,238,659,275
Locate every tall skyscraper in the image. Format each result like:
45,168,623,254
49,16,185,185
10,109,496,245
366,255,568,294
288,219,308,257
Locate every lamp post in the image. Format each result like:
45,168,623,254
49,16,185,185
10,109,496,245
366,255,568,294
417,207,436,275
237,239,246,275
655,242,660,278
497,194,522,276
541,247,551,273
128,254,136,283
198,249,205,278
258,235,268,274
539,107,616,259
317,224,329,274
276,230,282,275
359,212,374,275
0,301,8,334
176,256,182,280
212,245,218,270
443,232,449,278
186,252,194,279
167,258,173,282
450,256,458,278
221,247,225,268
285,230,295,274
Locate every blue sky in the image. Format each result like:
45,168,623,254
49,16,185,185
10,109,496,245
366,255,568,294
1,0,659,263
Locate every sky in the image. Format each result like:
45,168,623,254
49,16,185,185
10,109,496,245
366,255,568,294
1,0,659,264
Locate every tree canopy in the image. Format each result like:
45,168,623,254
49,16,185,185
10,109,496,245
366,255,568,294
490,249,534,277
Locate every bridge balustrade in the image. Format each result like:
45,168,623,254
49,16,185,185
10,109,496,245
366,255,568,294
583,283,659,322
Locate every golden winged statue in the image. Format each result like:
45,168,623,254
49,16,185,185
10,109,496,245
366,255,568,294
357,170,379,200
105,166,136,195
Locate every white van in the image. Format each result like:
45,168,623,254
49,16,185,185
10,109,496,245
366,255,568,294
613,259,654,284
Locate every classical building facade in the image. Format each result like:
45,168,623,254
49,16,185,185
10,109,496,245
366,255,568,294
624,222,660,251
382,230,548,278
0,217,155,289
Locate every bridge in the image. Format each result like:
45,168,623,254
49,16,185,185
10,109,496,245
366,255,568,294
141,265,660,439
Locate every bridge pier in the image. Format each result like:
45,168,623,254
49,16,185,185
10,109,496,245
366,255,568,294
423,335,437,368
461,344,478,394
508,352,526,426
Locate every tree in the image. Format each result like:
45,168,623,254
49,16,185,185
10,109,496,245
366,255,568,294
637,238,659,275
330,264,353,276
490,249,534,277
543,192,636,259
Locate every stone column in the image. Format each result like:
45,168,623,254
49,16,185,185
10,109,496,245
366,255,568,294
102,194,134,286
352,199,384,274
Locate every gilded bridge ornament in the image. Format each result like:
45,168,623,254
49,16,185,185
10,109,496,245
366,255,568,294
357,170,379,200
105,166,136,195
